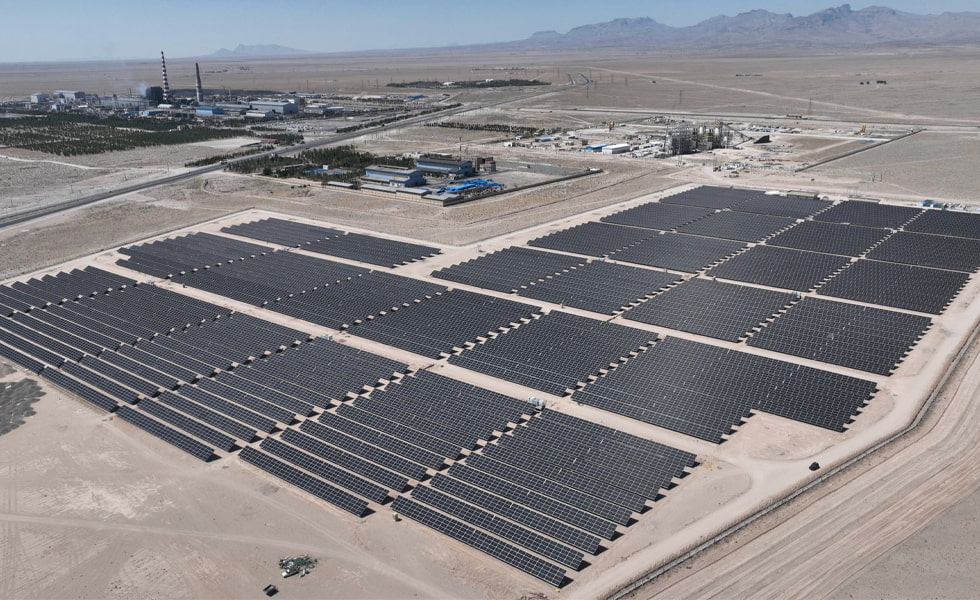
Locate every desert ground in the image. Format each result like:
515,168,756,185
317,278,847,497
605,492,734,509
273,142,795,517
1,45,980,599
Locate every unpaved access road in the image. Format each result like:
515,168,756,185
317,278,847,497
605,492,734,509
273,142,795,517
627,328,980,600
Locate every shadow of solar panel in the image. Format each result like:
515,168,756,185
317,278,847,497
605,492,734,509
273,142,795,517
38,367,118,412
432,247,584,293
814,201,922,229
817,260,968,314
239,447,368,517
675,211,797,242
458,457,629,530
349,290,540,358
448,311,655,397
623,278,796,342
412,485,584,569
260,437,390,503
767,221,891,257
611,233,745,273
574,336,876,439
660,186,763,209
116,405,213,461
519,261,680,315
706,245,851,291
528,222,658,257
733,195,831,219
865,231,980,273
429,473,601,554
601,202,714,231
391,496,567,587
748,297,931,375
905,210,980,239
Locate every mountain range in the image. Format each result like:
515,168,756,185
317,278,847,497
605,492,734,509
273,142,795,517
209,44,309,57
512,4,980,50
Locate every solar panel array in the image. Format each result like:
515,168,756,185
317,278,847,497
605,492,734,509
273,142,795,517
623,278,796,342
518,261,681,315
732,195,832,219
222,217,441,267
660,186,763,209
766,221,891,257
905,210,980,239
865,231,980,273
348,289,541,358
431,247,584,292
117,232,274,278
706,245,852,291
748,298,932,375
814,201,923,229
675,211,798,242
450,311,655,396
574,336,877,442
600,202,714,231
393,407,695,586
817,260,968,314
611,233,746,273
528,221,658,257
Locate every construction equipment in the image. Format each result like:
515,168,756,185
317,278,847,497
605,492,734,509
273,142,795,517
279,555,318,578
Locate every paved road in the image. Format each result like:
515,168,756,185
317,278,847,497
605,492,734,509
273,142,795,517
0,84,566,231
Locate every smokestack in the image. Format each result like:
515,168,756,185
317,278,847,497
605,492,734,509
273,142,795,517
160,51,172,102
195,63,203,103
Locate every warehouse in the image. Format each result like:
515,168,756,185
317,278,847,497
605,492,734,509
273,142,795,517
362,165,426,187
196,106,225,116
249,100,297,115
416,156,474,179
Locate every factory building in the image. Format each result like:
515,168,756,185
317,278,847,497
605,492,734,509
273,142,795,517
196,106,225,116
245,110,275,120
249,100,297,115
602,143,631,154
362,165,426,187
144,86,164,106
30,93,50,104
416,156,474,179
55,91,86,102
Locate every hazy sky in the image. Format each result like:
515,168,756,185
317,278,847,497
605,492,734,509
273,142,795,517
2,0,978,62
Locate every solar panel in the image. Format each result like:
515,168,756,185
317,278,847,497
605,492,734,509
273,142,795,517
747,297,932,375
518,261,680,315
601,202,714,231
280,428,409,492
411,485,584,570
706,245,852,291
766,221,890,257
115,405,213,461
528,222,657,257
136,398,238,452
733,195,832,219
610,233,746,273
675,211,797,242
905,209,980,239
660,186,762,209
239,447,369,517
813,201,922,228
817,259,968,314
432,247,584,293
38,367,118,412
260,437,390,504
865,231,980,273
623,277,796,342
390,496,567,587
298,419,430,481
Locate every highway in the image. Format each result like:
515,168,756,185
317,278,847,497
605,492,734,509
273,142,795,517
0,84,566,231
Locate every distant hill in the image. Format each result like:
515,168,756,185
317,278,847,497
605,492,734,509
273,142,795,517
509,4,980,50
209,44,309,57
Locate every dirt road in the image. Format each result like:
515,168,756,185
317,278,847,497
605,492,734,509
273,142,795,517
630,329,980,600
